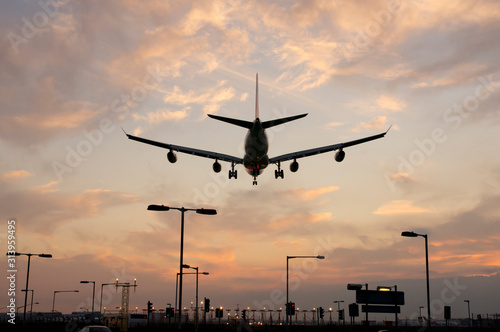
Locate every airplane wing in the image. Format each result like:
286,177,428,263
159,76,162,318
124,131,243,164
269,128,390,164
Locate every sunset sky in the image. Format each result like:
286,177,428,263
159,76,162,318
1,0,500,320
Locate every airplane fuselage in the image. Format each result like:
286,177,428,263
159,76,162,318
243,118,269,176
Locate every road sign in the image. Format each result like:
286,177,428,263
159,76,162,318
356,290,404,305
362,305,401,314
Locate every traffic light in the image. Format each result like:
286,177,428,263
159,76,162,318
338,309,344,320
204,298,210,312
349,303,359,317
286,302,296,316
242,309,246,320
215,307,223,318
166,307,174,317
147,301,153,314
319,307,324,318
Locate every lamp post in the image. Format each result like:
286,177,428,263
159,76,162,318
80,281,95,316
183,264,202,330
99,283,115,318
52,290,79,313
6,252,52,320
464,300,470,327
286,255,325,327
21,289,34,319
402,231,431,331
148,204,216,328
333,300,344,325
175,271,209,326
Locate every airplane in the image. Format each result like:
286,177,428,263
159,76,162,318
124,74,389,185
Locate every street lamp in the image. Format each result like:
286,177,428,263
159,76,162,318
402,231,431,331
148,204,216,328
183,264,205,329
286,255,325,327
464,300,471,327
175,271,209,325
21,289,34,319
6,252,52,320
99,283,115,317
80,281,96,316
52,290,79,313
333,300,344,325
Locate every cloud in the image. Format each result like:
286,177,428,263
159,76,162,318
352,115,387,132
376,95,406,111
133,107,190,125
1,170,32,180
285,186,339,202
162,82,236,115
0,182,140,234
373,200,430,215
30,181,59,194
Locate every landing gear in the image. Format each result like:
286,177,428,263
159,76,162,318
274,162,284,179
253,177,258,185
228,162,238,179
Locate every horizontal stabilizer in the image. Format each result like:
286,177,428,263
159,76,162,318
207,114,254,129
262,113,308,129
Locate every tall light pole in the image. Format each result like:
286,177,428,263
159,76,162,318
464,300,470,327
80,281,95,316
183,265,200,329
333,300,344,325
402,231,431,332
286,255,325,327
52,290,79,313
6,252,52,320
99,282,115,318
175,271,209,325
147,204,216,328
21,289,34,319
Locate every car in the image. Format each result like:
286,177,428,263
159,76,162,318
78,326,112,332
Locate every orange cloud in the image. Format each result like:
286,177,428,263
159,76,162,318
376,95,406,111
373,200,430,215
133,107,189,124
286,186,339,202
30,181,59,193
352,115,387,132
1,170,32,180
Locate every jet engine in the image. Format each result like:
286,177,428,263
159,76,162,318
290,160,299,172
167,150,177,163
213,160,222,173
335,150,345,162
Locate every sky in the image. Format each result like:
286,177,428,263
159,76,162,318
1,0,500,321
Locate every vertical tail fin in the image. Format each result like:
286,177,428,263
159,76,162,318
255,73,259,119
